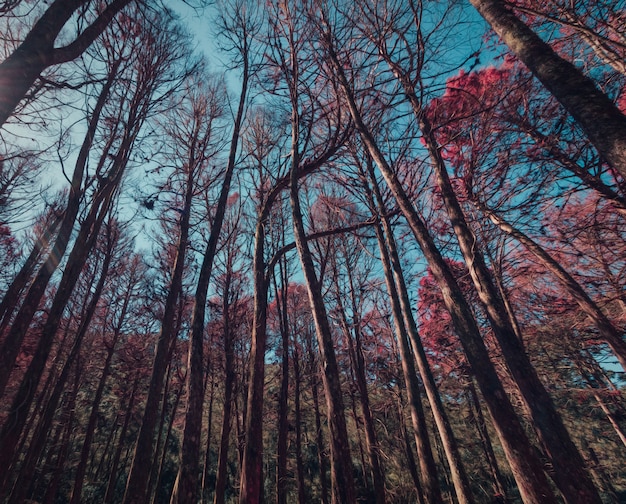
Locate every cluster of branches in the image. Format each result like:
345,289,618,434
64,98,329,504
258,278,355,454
0,1,625,504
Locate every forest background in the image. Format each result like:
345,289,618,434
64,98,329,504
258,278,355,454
0,1,625,503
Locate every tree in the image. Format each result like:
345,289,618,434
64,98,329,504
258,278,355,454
170,3,255,502
313,4,559,501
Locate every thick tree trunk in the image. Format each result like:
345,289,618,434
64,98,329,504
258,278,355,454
0,0,132,126
470,0,626,180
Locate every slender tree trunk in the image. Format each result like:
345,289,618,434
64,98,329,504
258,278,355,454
151,381,184,504
274,266,290,504
469,0,626,180
104,376,139,504
146,360,176,502
467,380,508,498
310,359,330,504
396,390,425,504
292,344,307,504
202,371,217,500
240,211,271,504
0,192,116,489
42,362,81,504
289,134,356,503
0,212,62,336
5,232,113,502
480,204,626,371
214,273,236,504
69,342,116,502
171,48,248,504
362,156,473,504
123,161,195,504
335,288,386,503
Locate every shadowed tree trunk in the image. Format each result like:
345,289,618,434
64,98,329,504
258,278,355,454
104,375,140,504
214,271,236,504
478,203,626,372
290,168,355,503
415,111,601,504
361,153,473,504
0,0,133,126
170,29,248,501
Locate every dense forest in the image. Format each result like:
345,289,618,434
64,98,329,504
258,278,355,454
0,1,625,503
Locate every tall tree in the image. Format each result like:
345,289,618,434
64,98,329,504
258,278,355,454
170,3,255,502
313,5,558,502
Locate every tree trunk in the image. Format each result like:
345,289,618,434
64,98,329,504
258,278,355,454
214,273,236,504
42,361,81,504
123,154,196,504
274,266,290,504
202,370,217,500
0,211,62,336
416,112,601,504
0,185,116,489
341,264,386,504
480,204,626,371
292,344,307,504
171,41,248,504
310,356,330,504
396,390,425,504
239,211,271,504
104,375,140,504
5,229,114,502
470,0,626,181
467,380,508,499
